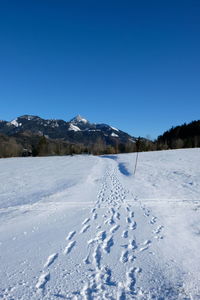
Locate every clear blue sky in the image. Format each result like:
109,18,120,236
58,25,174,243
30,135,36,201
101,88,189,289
0,0,200,139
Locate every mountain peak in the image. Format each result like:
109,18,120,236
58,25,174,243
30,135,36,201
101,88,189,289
70,115,89,124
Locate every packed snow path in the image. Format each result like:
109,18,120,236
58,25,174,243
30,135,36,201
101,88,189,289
0,150,200,299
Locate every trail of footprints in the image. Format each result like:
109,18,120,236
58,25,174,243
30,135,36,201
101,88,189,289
35,168,164,298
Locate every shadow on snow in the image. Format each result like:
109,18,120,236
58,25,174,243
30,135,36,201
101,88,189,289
101,155,131,176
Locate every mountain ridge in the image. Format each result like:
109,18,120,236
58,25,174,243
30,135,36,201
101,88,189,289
0,114,138,157
0,114,134,141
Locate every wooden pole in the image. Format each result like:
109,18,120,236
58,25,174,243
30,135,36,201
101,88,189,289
134,151,139,175
134,138,140,176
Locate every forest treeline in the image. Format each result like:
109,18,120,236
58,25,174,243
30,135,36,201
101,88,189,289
0,133,139,158
0,120,200,158
157,120,200,150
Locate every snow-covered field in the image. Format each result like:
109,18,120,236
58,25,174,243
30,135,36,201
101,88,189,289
0,149,200,299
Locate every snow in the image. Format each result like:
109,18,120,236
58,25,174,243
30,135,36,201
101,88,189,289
52,121,59,128
0,149,200,299
10,119,22,127
110,126,119,132
68,123,81,131
79,118,88,124
70,115,88,124
111,132,119,137
47,120,59,128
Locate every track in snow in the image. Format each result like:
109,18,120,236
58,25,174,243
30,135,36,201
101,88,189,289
33,162,168,299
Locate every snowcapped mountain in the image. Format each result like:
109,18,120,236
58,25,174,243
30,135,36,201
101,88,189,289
0,114,136,151
70,114,89,125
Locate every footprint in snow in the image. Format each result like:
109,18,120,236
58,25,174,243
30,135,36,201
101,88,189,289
143,240,151,246
153,225,164,234
80,224,90,234
110,225,120,234
122,230,128,238
103,236,114,254
92,213,97,220
117,282,126,300
129,221,137,230
129,255,136,263
97,230,107,241
150,216,157,224
87,230,107,246
115,212,120,220
63,241,76,255
83,254,91,265
93,245,102,269
139,241,151,252
104,216,115,225
66,231,76,241
44,253,58,268
126,217,131,224
125,267,141,295
128,239,137,250
36,272,50,290
82,218,90,225
120,250,129,263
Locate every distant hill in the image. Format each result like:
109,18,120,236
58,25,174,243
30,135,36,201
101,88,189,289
157,120,200,149
0,114,140,157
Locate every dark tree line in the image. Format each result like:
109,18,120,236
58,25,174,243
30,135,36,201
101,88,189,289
0,134,23,158
157,120,200,150
0,134,140,158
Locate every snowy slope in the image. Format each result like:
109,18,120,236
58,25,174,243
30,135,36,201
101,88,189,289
0,149,200,299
